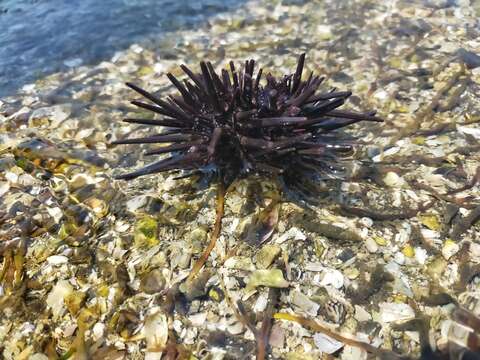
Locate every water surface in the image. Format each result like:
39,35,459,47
0,0,244,97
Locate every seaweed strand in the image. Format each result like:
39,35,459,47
187,181,226,281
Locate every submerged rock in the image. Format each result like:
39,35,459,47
140,268,166,294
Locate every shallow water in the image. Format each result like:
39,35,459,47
0,0,480,359
0,0,244,97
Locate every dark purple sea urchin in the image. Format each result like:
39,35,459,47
113,55,384,329
113,53,382,188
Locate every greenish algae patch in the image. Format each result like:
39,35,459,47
134,216,159,248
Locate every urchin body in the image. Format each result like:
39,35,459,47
113,54,382,186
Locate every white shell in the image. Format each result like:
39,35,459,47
313,333,344,354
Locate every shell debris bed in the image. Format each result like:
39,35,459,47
1,0,480,359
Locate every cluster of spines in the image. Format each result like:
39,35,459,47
112,54,382,184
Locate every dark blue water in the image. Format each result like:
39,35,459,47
0,0,244,97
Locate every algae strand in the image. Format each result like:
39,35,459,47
187,181,226,281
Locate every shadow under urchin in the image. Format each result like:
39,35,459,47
112,53,383,193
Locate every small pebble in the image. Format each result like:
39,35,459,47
442,239,460,260
365,238,379,253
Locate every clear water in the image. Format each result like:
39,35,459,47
0,0,244,97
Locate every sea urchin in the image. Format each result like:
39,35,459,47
113,53,382,282
113,53,382,188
